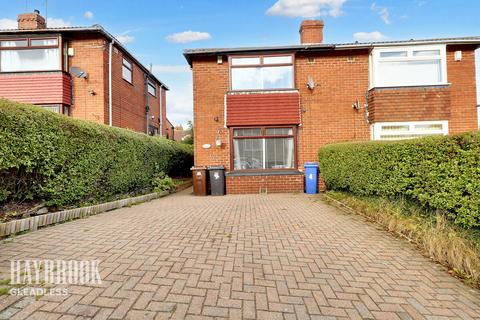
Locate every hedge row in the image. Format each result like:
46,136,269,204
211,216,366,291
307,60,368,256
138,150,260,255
0,100,193,207
318,132,480,228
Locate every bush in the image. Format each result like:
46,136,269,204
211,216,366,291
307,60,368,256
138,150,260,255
318,132,480,228
151,171,175,193
0,99,193,207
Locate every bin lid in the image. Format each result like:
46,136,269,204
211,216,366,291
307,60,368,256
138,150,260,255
208,166,225,170
190,166,207,170
304,162,319,168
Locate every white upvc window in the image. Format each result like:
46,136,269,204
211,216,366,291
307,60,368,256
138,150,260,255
372,120,448,141
371,45,448,88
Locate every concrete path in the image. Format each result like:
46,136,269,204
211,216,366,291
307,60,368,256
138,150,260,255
0,189,479,319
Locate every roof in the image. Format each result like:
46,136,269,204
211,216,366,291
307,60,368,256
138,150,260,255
0,25,169,90
183,36,480,66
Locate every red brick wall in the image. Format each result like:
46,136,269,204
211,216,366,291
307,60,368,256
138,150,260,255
296,50,371,166
69,35,107,124
192,57,230,168
368,86,451,123
109,45,147,133
447,45,478,133
69,34,165,135
226,174,304,194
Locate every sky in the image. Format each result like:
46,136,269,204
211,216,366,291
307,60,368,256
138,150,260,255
0,0,479,126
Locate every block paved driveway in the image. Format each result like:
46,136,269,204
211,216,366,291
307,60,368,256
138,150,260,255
1,188,480,320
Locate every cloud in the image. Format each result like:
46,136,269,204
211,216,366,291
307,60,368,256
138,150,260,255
0,18,17,29
371,3,390,24
164,83,193,126
353,31,387,42
166,31,211,43
266,0,347,18
84,11,94,20
46,18,72,28
152,65,190,74
115,34,135,44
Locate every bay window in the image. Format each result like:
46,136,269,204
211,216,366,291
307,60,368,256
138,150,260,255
371,45,447,87
372,120,448,140
230,55,294,90
0,37,60,72
232,127,296,170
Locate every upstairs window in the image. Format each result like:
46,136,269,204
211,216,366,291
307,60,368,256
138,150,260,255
371,45,447,87
122,58,132,83
230,55,294,91
0,37,60,72
147,80,156,96
232,126,296,170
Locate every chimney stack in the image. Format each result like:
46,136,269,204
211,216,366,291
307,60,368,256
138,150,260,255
17,10,46,30
299,20,324,44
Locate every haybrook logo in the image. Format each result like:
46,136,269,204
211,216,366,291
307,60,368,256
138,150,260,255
10,260,102,287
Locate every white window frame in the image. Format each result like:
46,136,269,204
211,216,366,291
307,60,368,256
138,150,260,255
370,45,448,88
147,80,156,97
372,120,449,141
122,58,133,83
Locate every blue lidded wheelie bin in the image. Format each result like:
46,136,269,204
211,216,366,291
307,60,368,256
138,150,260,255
304,162,319,194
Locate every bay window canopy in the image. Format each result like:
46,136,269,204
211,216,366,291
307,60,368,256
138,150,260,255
0,37,60,72
371,45,447,88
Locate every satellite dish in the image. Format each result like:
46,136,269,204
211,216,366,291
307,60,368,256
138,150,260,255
69,67,88,79
307,76,316,90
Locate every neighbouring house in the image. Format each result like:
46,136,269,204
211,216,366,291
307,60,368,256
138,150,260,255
0,10,171,137
165,118,175,140
184,20,480,194
173,125,192,142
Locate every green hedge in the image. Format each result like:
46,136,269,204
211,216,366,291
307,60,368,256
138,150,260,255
319,132,480,228
0,99,193,207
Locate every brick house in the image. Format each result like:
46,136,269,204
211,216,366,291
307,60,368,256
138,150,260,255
0,10,170,137
184,20,480,194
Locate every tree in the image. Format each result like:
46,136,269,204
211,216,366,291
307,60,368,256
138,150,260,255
182,120,194,145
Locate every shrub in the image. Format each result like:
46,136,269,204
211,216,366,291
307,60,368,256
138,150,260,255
318,132,480,228
151,171,176,193
0,99,193,207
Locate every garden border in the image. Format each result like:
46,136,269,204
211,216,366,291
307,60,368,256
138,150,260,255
0,180,193,238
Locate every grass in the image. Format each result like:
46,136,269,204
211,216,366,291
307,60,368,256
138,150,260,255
322,191,480,288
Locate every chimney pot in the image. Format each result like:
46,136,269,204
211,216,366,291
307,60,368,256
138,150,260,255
17,10,46,30
299,20,324,44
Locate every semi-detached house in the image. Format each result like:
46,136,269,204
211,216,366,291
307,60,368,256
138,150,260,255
184,20,480,194
0,10,170,137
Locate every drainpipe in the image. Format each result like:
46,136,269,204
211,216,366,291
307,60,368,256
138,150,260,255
159,86,163,136
145,74,150,134
108,40,114,126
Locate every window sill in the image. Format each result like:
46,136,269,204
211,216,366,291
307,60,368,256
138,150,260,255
227,89,298,94
369,83,451,91
226,170,303,177
122,78,133,86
